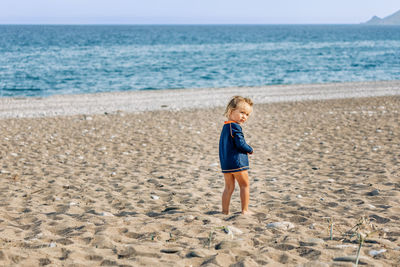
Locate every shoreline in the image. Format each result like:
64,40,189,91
1,80,400,119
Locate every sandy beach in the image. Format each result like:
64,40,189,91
0,81,400,266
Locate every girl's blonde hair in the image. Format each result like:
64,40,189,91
224,96,253,117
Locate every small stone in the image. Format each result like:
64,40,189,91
296,194,302,198
372,146,381,151
49,242,57,248
184,215,195,222
223,227,232,235
209,163,219,167
151,195,160,200
101,212,114,217
227,226,243,235
174,216,184,221
266,221,295,230
367,189,379,196
369,249,386,256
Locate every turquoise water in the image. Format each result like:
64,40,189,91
1,25,400,97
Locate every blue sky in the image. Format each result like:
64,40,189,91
1,0,399,24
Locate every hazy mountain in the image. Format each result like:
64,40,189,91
364,9,400,25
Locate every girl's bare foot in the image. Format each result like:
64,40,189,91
241,210,253,215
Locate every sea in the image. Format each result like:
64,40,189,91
0,24,400,98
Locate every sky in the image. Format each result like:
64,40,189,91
0,0,399,24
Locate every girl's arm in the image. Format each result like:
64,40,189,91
230,123,253,154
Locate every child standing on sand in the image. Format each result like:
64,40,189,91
219,96,253,215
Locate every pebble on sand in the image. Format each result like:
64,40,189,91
367,189,380,196
266,221,295,230
369,249,386,256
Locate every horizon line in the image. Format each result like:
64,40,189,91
0,22,372,26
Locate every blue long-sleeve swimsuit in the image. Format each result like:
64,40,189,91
219,121,253,173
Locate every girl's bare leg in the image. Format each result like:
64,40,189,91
233,170,250,214
222,173,235,214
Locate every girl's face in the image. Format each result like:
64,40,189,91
228,102,252,124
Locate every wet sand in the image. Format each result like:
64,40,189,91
0,83,399,266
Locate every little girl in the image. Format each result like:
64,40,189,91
219,96,253,215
